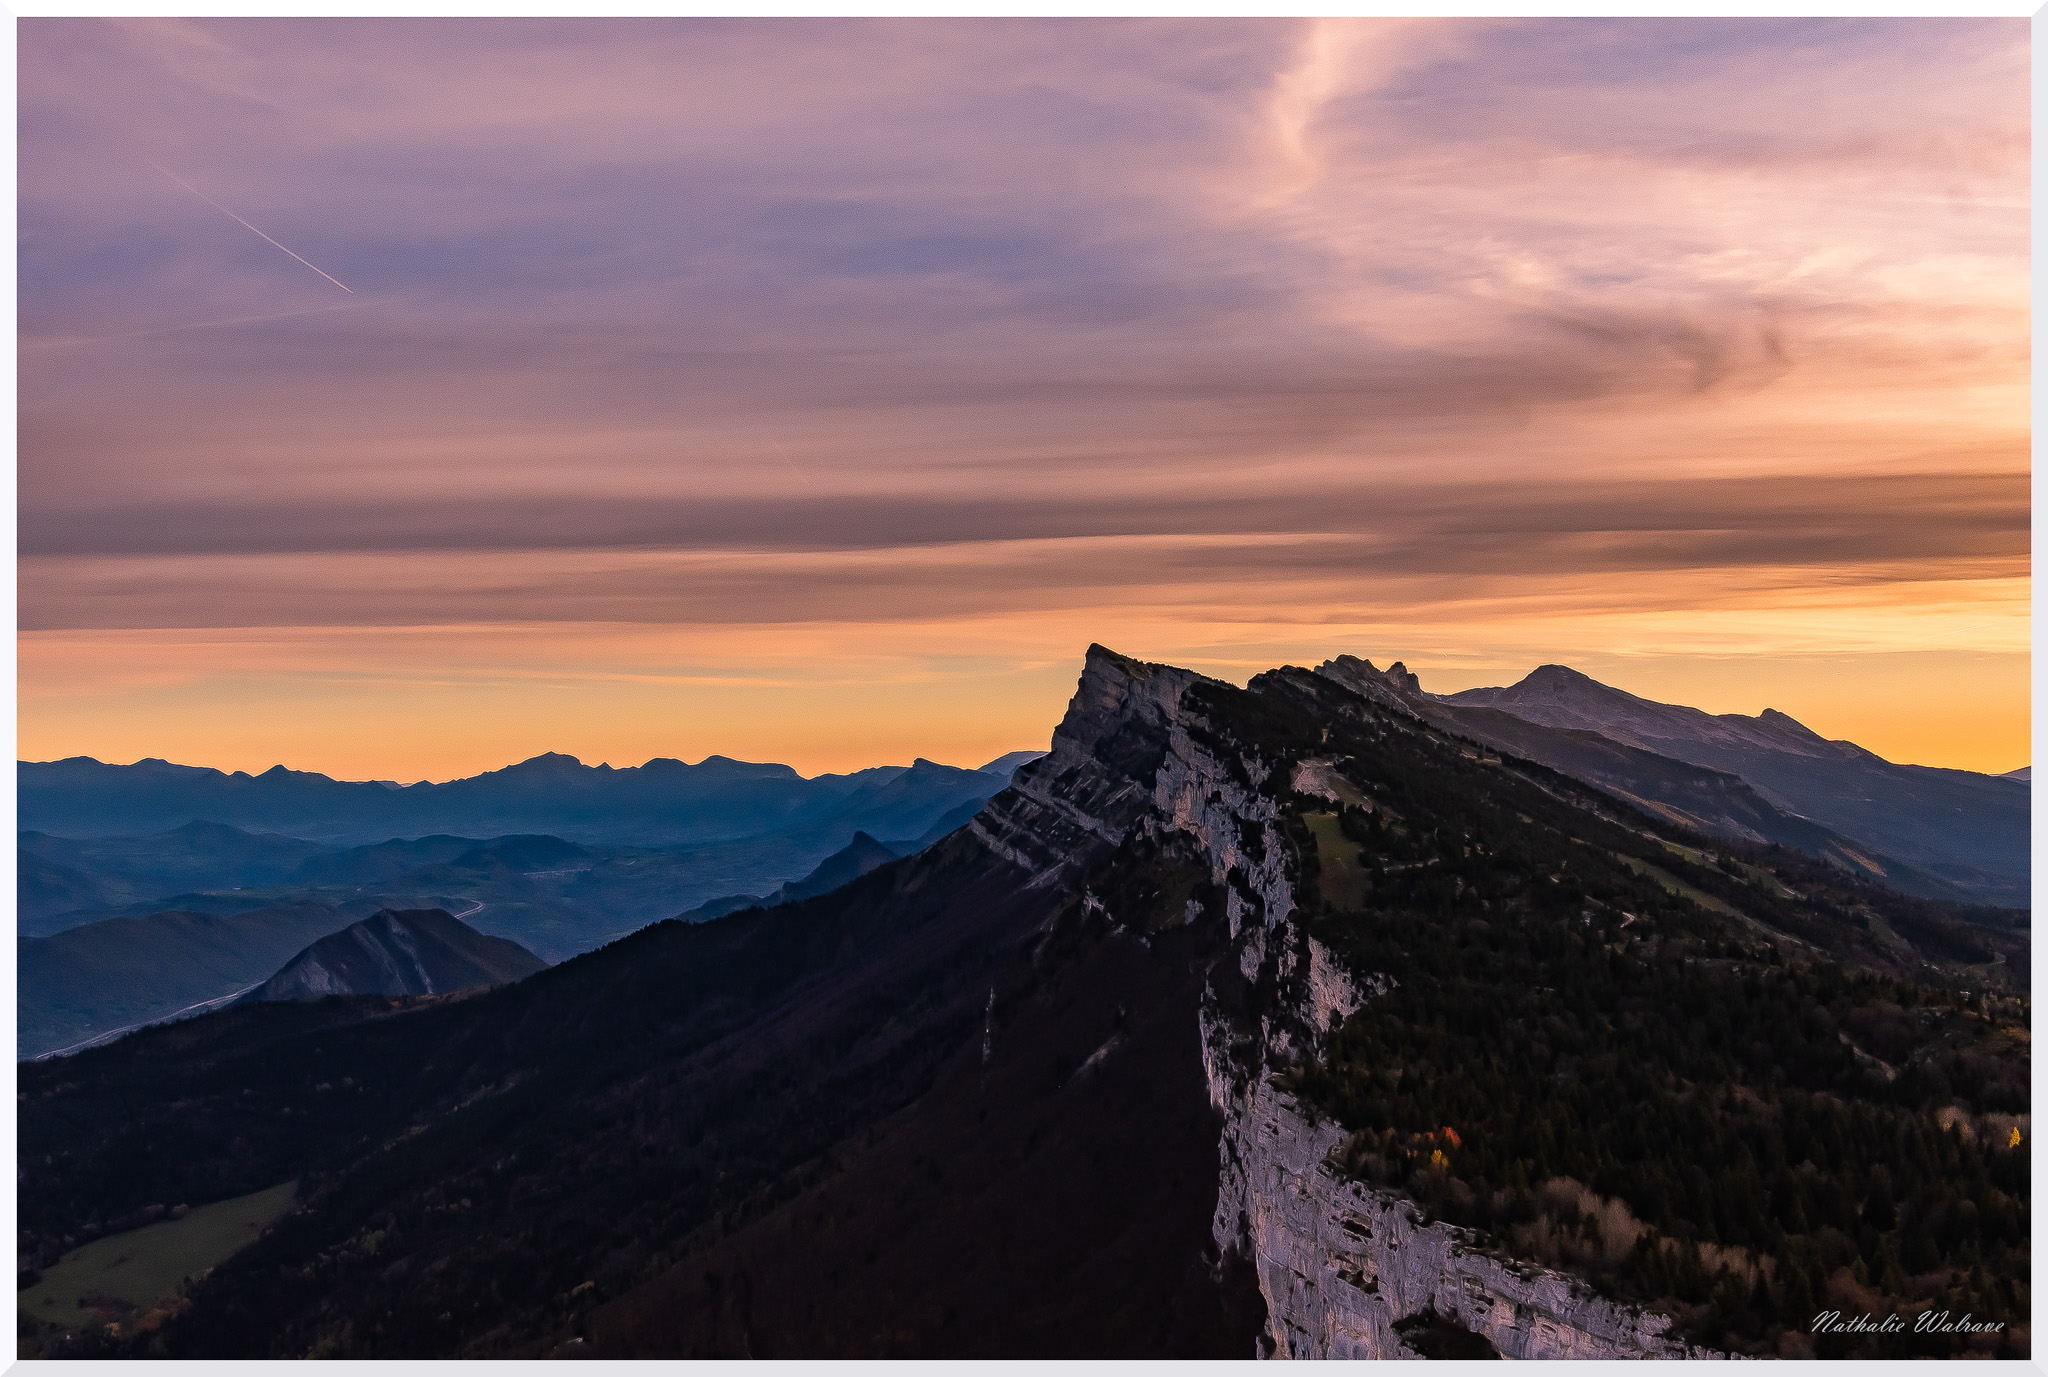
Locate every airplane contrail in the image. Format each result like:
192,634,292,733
149,160,354,294
24,298,375,349
772,437,817,491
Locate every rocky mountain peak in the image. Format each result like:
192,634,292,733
1047,644,1217,774
1518,663,1606,695
1754,707,1827,740
503,752,586,776
972,644,1298,942
1314,655,1425,712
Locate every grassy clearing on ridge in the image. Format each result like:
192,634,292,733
19,1181,296,1340
1306,812,1370,912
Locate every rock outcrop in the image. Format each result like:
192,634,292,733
981,645,1294,935
1000,645,1717,1359
1202,1074,1711,1359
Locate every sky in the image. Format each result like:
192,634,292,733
16,17,2030,780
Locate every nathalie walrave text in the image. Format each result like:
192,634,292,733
1811,1310,2006,1336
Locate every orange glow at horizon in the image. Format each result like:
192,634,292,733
16,18,2030,781
18,585,2030,780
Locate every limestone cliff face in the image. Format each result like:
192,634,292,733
989,645,1715,1360
973,644,1293,937
1200,1069,1714,1360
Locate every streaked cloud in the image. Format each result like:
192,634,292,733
16,17,2029,777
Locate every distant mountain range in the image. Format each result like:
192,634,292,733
17,751,1039,849
15,757,1047,1058
1320,658,2028,910
18,822,339,932
13,823,961,1059
15,660,2023,1075
21,645,2026,1360
17,751,1043,937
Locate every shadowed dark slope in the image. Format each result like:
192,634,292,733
582,855,1264,1359
20,805,1266,1357
680,831,905,921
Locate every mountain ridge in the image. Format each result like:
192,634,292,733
1448,664,1883,762
17,643,2029,1360
18,751,1011,849
1320,655,2028,909
679,830,910,922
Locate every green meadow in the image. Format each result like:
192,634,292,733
19,1181,295,1340
1305,812,1370,912
1613,852,1751,923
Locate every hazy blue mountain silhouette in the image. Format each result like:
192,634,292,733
18,751,1012,850
19,900,369,1057
244,908,546,1003
1440,664,2028,908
